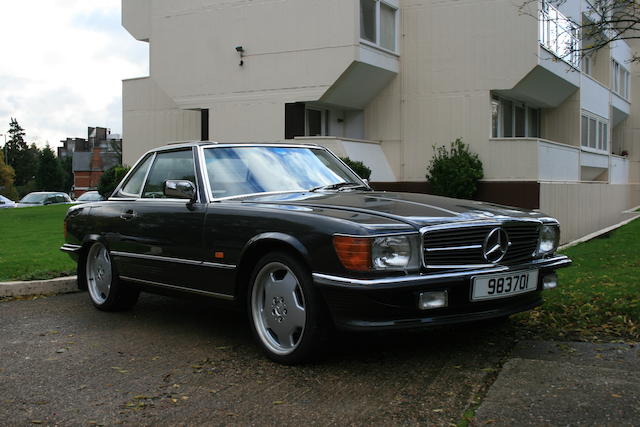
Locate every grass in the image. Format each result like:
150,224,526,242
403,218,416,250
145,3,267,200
513,217,640,342
0,204,76,281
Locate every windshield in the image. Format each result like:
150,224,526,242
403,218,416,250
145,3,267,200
77,192,103,201
19,193,48,204
204,146,363,199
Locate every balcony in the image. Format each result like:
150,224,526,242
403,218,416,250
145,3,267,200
496,1,580,108
487,138,628,184
293,136,396,182
122,0,151,42
320,0,399,109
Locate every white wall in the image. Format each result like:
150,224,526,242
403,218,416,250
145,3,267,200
540,182,636,244
123,77,201,165
610,156,630,184
147,0,359,109
538,141,580,181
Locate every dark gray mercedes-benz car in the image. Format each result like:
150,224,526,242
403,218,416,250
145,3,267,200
61,142,571,363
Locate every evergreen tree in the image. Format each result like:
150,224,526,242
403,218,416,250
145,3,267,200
36,145,64,191
5,118,26,167
59,155,73,193
0,151,18,200
5,119,39,186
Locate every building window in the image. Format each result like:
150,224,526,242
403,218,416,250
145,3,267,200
539,0,579,68
305,108,327,137
360,0,398,52
612,59,630,99
581,112,608,152
285,103,328,139
491,96,541,138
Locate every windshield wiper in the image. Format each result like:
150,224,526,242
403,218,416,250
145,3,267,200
309,182,370,192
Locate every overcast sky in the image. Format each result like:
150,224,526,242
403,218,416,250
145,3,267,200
0,0,148,149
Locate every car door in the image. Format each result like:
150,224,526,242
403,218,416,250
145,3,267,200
112,148,208,290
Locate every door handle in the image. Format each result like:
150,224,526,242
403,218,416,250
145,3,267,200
120,210,137,220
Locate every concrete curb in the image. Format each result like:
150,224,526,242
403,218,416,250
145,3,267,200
0,276,79,298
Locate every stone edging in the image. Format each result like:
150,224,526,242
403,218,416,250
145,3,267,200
0,276,79,298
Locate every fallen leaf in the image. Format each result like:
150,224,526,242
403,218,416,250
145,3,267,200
612,394,622,398
272,401,285,405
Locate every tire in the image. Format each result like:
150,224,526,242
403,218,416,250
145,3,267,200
85,242,139,311
248,251,327,364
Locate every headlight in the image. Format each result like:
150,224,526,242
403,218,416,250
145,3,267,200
537,224,559,256
372,236,413,269
333,234,421,272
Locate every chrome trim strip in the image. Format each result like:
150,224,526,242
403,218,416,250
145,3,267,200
197,145,213,204
312,255,572,287
212,190,312,202
334,231,420,239
425,244,482,252
425,263,495,269
419,219,543,234
60,244,82,253
110,251,236,270
120,276,235,301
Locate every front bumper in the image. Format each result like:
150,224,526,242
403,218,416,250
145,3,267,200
313,255,571,331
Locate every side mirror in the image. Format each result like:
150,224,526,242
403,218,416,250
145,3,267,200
164,180,197,201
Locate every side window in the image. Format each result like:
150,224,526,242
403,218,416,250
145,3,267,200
120,154,154,197
142,150,196,199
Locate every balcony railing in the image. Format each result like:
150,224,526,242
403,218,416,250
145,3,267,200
539,0,579,68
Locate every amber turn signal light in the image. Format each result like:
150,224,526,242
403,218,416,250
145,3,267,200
333,236,371,271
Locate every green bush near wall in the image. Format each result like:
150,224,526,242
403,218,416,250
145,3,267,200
426,138,484,199
340,157,372,180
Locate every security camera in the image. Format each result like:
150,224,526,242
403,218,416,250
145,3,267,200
235,46,244,53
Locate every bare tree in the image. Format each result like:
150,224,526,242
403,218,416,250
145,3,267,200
521,0,640,63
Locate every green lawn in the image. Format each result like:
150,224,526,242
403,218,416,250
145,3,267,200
514,218,640,342
0,205,76,281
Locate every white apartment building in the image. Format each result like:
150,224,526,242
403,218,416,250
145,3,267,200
122,0,640,244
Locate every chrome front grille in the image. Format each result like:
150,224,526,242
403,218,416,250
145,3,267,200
422,222,540,269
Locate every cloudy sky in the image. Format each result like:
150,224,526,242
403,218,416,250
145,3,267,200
0,0,148,149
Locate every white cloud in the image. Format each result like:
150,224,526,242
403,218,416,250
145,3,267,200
0,0,148,148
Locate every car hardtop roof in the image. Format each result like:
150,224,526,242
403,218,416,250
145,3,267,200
151,141,323,152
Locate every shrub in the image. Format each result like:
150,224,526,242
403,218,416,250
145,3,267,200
98,165,130,198
426,138,483,199
340,157,372,180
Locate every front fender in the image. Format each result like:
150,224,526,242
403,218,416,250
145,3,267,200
240,232,311,265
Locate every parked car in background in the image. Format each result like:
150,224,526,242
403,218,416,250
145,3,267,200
17,192,73,207
61,142,571,364
0,195,16,208
73,191,105,204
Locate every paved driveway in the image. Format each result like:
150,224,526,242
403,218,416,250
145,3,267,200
0,292,515,425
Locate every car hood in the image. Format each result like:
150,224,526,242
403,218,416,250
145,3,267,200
234,191,550,229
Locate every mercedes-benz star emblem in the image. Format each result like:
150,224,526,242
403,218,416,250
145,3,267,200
483,228,510,263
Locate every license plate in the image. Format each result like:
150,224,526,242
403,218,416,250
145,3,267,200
471,270,539,301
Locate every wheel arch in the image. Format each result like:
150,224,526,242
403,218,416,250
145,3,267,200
235,233,312,303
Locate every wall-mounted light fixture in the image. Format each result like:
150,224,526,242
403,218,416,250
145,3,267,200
235,46,245,66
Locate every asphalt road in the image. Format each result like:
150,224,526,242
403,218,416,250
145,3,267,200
0,291,516,426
